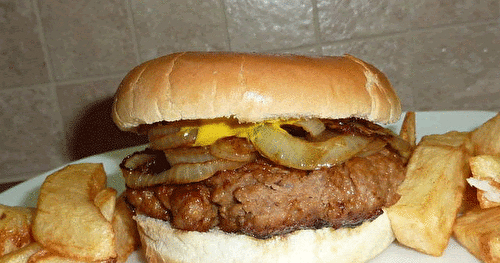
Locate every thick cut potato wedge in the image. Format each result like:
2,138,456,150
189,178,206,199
94,188,117,222
32,163,116,262
112,194,140,263
454,207,500,263
0,243,42,263
467,155,500,208
387,131,472,256
25,248,116,263
0,204,36,256
471,113,500,155
399,111,416,147
0,244,84,263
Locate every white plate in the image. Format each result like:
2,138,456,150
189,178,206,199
0,111,495,262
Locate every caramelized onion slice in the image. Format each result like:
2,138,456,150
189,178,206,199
387,136,413,162
210,136,257,162
147,124,182,140
355,139,388,158
249,124,372,170
293,118,326,137
124,159,248,188
149,128,198,150
164,146,216,165
122,151,157,169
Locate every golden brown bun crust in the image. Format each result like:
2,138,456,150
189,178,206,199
112,52,401,131
134,211,394,263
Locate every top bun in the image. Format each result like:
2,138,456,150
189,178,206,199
112,52,401,131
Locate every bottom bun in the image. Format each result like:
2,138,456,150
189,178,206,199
134,210,394,263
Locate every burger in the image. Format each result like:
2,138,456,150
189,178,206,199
111,52,411,263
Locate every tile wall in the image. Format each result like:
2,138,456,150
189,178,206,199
1,0,499,183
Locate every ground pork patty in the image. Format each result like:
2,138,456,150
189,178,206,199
125,147,406,239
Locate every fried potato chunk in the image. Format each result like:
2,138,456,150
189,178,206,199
454,207,500,263
112,194,140,263
24,248,117,263
471,113,500,155
399,111,416,147
0,204,36,256
387,131,472,256
467,155,500,209
0,243,42,263
94,188,117,222
32,163,116,262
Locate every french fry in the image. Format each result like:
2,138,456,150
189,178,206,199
0,243,42,263
471,113,500,155
0,204,36,256
467,155,500,209
32,163,116,262
112,194,141,263
26,249,76,263
460,182,480,214
387,131,472,256
25,248,116,263
399,111,416,147
94,188,117,222
453,206,500,263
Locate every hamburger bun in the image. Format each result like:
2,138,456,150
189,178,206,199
112,52,401,132
134,210,394,263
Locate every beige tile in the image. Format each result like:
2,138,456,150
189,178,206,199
0,85,65,182
318,0,410,42
409,23,500,111
322,36,415,111
410,1,499,29
56,77,147,161
39,0,137,81
0,0,49,89
131,0,229,61
225,0,316,52
317,0,499,42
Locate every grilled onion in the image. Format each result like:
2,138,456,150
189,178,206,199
387,135,413,161
209,136,257,162
249,123,372,170
293,118,326,137
149,128,198,150
355,139,388,158
122,151,157,170
124,158,248,188
147,124,182,140
164,146,216,165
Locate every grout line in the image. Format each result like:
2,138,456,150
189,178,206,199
31,0,66,147
316,18,500,48
32,0,55,84
267,18,500,54
310,0,323,55
125,0,142,63
1,83,53,93
51,72,129,87
1,72,129,93
218,0,233,51
263,43,323,55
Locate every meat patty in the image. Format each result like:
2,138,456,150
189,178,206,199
125,147,406,239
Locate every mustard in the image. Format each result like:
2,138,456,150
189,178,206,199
181,119,297,146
